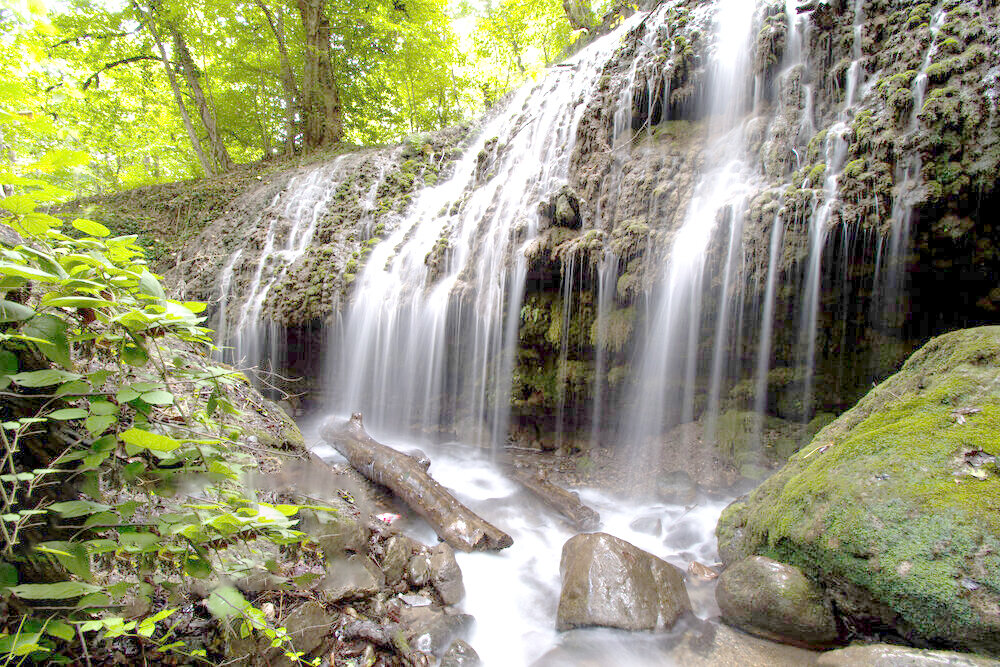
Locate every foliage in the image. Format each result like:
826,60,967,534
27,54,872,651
0,156,324,664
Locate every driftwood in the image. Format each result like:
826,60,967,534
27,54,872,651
509,468,600,531
320,413,513,552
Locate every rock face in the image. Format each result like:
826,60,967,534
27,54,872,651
715,556,838,648
716,327,1000,656
556,532,691,631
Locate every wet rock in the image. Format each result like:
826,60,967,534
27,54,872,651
440,639,482,666
716,556,837,648
428,543,465,605
323,554,384,602
629,515,662,535
304,510,371,559
397,604,474,656
816,644,1000,666
553,186,581,229
381,534,421,585
656,470,697,504
407,552,432,587
556,532,691,632
281,601,334,655
716,328,1000,655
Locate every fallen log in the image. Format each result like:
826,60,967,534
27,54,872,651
509,468,600,531
320,413,513,552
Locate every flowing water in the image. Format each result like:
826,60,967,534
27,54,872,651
330,14,646,445
305,420,816,667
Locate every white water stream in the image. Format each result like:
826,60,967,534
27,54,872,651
308,420,734,667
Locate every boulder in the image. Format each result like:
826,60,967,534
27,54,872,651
556,532,691,632
716,327,1000,655
397,604,474,656
407,552,432,587
817,644,1000,666
428,543,466,605
440,639,482,666
381,534,421,585
715,556,838,647
281,601,335,655
323,554,383,602
304,510,371,559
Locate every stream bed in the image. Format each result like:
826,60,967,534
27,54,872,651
306,417,816,666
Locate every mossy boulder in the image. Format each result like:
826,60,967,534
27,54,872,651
716,327,1000,655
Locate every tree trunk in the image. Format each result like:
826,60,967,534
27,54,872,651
296,0,342,147
507,467,600,531
562,0,597,33
320,414,513,552
255,0,299,154
171,28,234,172
135,2,214,176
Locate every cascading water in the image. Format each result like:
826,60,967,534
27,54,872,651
215,157,353,376
624,0,760,479
331,14,645,445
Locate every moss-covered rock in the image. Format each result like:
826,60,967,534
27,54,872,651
717,326,1000,655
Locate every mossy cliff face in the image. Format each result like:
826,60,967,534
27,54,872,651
717,326,1000,655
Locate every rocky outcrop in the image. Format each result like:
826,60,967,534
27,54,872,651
716,556,838,648
716,327,1000,656
556,532,691,631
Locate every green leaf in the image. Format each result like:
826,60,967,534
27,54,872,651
47,408,87,420
140,390,173,405
40,295,115,309
0,299,34,323
0,261,59,283
183,555,212,579
48,500,112,518
10,581,99,599
71,219,110,237
116,387,140,402
0,349,17,390
55,380,90,396
45,620,75,641
0,562,18,589
23,313,71,368
121,341,148,366
118,531,160,551
137,270,165,300
84,414,116,435
75,592,111,609
9,369,82,387
120,427,181,453
206,585,250,620
88,400,118,416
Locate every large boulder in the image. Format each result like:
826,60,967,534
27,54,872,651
716,556,838,647
556,532,691,632
716,327,1000,655
428,543,465,605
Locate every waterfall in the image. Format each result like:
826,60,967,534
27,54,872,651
330,13,646,446
623,0,760,475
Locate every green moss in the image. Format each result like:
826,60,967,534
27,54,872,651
589,307,635,353
721,328,1000,655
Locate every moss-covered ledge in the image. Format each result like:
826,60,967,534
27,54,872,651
717,326,1000,656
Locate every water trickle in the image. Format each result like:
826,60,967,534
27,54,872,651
331,15,646,446
624,0,760,481
216,157,352,376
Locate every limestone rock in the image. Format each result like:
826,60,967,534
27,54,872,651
323,554,383,602
397,604,474,656
304,510,370,559
428,543,465,605
716,327,1000,655
381,534,421,585
556,532,691,632
440,639,482,666
816,645,1000,666
407,552,432,588
716,556,838,648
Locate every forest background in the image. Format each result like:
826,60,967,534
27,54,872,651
1,0,608,196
